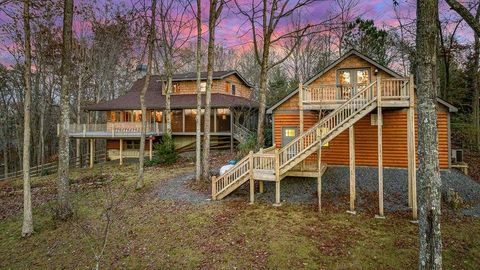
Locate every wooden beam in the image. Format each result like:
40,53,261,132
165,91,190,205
273,149,281,206
408,75,417,219
89,139,94,168
259,181,264,193
376,76,385,218
249,151,254,204
317,144,322,212
119,139,123,165
348,126,356,214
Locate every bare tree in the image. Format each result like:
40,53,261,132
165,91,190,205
445,0,480,36
474,3,480,150
202,0,225,179
158,0,194,135
235,0,327,147
416,0,442,268
21,0,33,237
57,0,74,220
137,0,157,190
332,0,360,55
195,0,202,182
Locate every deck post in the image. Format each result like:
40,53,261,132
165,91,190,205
348,126,356,214
376,76,385,218
230,110,234,153
249,151,254,204
317,144,322,212
119,139,123,165
408,75,417,220
149,139,153,161
273,149,281,206
299,80,305,170
211,176,217,200
89,139,94,168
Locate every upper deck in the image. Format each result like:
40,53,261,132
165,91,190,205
301,77,411,110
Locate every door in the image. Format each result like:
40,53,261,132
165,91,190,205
282,127,299,146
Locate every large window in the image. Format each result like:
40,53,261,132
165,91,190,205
124,140,140,150
337,68,370,86
184,109,197,132
123,111,132,122
150,111,162,123
109,111,121,122
171,110,183,132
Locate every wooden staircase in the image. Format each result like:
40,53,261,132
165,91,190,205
232,122,254,144
212,80,381,200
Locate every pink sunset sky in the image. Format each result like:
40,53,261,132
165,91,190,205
0,0,475,67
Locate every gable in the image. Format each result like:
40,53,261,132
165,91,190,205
268,49,402,113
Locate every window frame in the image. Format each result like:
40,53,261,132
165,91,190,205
336,67,372,86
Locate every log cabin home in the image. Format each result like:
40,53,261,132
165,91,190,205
68,70,258,165
211,49,458,220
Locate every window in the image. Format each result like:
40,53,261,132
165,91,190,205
109,111,121,122
133,110,142,122
231,84,236,96
337,68,370,86
173,83,179,93
125,140,140,150
123,111,132,122
217,108,231,132
285,129,296,137
200,82,206,92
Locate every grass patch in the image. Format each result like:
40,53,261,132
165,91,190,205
0,160,479,269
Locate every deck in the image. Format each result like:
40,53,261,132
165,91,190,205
301,78,411,110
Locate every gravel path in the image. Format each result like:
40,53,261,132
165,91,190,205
230,167,480,217
154,165,480,217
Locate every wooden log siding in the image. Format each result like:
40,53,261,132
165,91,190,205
273,110,449,169
170,74,252,98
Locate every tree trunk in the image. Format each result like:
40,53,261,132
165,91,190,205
76,72,83,167
195,0,202,182
416,0,443,269
474,5,480,150
22,0,33,237
57,0,74,220
137,0,156,190
202,0,223,179
165,74,172,135
256,56,269,147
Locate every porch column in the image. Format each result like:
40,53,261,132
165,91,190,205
76,138,81,168
230,109,233,153
89,139,94,168
299,80,305,170
149,139,153,161
273,149,281,206
348,126,356,214
249,151,254,204
407,75,417,220
376,76,385,218
119,139,123,165
317,144,322,212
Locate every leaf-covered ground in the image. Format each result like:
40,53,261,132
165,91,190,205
0,154,479,269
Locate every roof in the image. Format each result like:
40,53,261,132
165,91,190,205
84,75,258,111
171,70,253,87
267,49,402,114
267,49,458,114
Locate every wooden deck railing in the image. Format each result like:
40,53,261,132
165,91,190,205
303,77,410,104
232,123,254,143
212,153,251,199
0,150,107,181
66,122,161,137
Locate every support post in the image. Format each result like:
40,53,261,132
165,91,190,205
212,176,217,200
376,76,384,218
249,151,254,204
273,149,281,206
89,139,94,168
119,139,123,165
230,110,233,153
407,75,417,220
348,126,356,214
299,81,304,170
149,139,153,161
317,144,322,212
259,181,264,193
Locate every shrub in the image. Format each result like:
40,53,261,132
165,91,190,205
154,134,178,165
236,134,257,159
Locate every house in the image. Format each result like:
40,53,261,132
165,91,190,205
211,49,457,220
68,70,258,165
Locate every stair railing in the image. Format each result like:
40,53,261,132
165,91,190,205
212,152,252,199
278,80,378,169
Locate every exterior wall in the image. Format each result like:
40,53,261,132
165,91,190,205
272,109,450,169
171,74,252,98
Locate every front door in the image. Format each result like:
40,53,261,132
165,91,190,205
281,127,298,146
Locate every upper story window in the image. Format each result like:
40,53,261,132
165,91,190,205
231,84,236,96
337,68,370,86
173,83,179,93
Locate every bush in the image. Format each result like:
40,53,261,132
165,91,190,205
154,134,178,165
236,134,257,159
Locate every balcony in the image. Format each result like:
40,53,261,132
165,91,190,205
67,122,161,138
302,78,412,110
